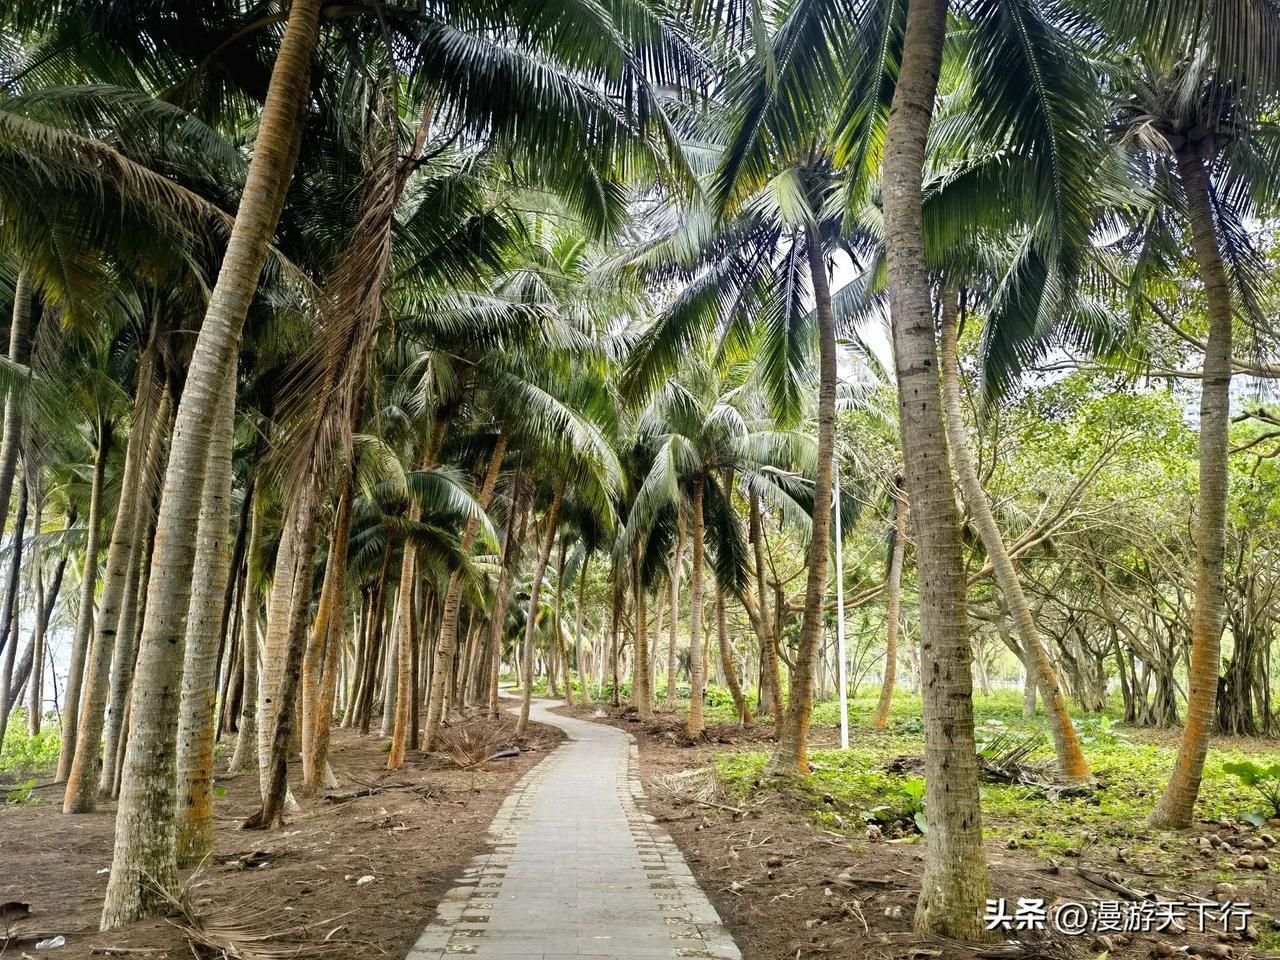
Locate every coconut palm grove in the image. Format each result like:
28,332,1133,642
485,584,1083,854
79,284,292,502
3,0,1280,957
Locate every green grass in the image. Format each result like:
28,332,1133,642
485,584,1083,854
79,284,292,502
1,710,60,781
712,694,1277,865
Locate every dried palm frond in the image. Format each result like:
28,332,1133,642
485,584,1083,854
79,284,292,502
650,765,721,804
156,873,341,959
439,724,504,769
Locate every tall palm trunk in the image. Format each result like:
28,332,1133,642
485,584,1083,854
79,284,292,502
64,375,166,814
939,294,1089,780
102,0,323,927
767,226,836,773
423,434,507,749
57,423,110,781
386,424,447,765
555,540,574,706
1149,146,1234,829
631,544,652,718
303,473,354,790
575,553,589,702
686,477,706,737
872,493,907,730
488,476,533,717
749,494,784,725
667,506,685,710
882,0,990,937
0,271,33,542
517,482,564,734
229,495,262,775
26,479,44,734
0,478,27,749
101,394,173,801
716,472,751,726
386,545,418,770
175,374,236,866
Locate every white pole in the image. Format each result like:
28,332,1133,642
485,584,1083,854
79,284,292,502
833,458,849,749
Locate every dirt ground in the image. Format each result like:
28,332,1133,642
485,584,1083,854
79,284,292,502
559,704,1278,960
1,715,563,959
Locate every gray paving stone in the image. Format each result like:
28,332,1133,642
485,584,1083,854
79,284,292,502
403,696,741,960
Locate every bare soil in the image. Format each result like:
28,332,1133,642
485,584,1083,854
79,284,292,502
560,704,1277,960
1,716,563,959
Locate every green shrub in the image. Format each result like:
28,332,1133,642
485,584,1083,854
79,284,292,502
0,710,60,778
1223,759,1280,825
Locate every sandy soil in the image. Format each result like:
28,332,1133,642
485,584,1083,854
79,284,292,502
1,715,563,959
559,704,1277,960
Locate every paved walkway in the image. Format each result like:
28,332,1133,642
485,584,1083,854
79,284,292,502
406,698,741,960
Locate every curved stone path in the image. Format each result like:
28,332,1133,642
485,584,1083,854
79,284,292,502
406,698,741,960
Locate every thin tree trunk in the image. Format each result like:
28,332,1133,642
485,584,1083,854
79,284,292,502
424,435,507,749
716,473,751,726
27,480,44,734
749,494,784,726
939,293,1089,780
0,478,28,750
631,543,652,718
687,476,706,737
767,227,835,773
102,0,322,926
303,473,354,790
489,477,531,718
575,553,589,703
175,374,236,866
667,507,685,710
358,542,393,731
386,546,417,770
387,422,447,764
517,482,564,735
0,271,33,542
872,493,907,730
62,431,110,775
882,0,990,936
101,397,172,801
555,539,574,706
229,495,262,775
64,358,162,813
1149,146,1234,829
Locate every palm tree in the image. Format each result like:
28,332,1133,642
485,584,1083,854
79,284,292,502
1101,43,1280,827
102,0,324,927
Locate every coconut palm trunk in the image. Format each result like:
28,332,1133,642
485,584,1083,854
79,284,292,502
939,293,1089,780
26,481,45,734
229,496,262,775
386,544,418,770
667,506,685,710
303,474,354,790
766,226,836,773
517,481,564,734
488,476,533,717
748,494,784,725
1148,146,1234,829
423,434,507,749
631,544,652,718
0,479,27,749
686,477,706,737
872,493,907,730
56,423,110,781
175,374,236,866
386,423,447,765
101,0,323,927
882,0,990,937
64,377,167,814
575,554,589,702
555,541,575,706
716,472,752,726
0,271,33,543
